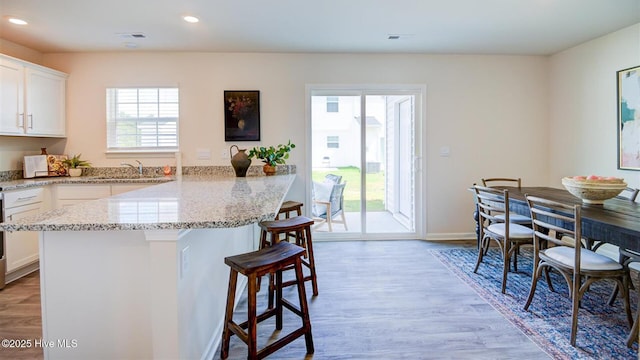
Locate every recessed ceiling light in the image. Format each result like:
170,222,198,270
183,15,199,23
8,17,28,25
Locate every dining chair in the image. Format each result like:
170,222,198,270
481,177,531,225
616,187,639,202
473,185,534,294
481,177,522,189
607,186,640,347
524,195,633,347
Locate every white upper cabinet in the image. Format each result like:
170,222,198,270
0,55,67,137
0,57,25,134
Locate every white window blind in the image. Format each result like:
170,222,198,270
106,88,179,151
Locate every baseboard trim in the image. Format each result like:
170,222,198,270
425,233,477,241
5,262,39,285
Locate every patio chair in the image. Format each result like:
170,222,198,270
324,173,342,184
312,181,347,232
524,195,633,347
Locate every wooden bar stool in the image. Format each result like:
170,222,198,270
220,241,314,360
277,200,303,219
274,201,303,243
258,216,318,308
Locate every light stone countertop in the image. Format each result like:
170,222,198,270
0,174,295,232
0,174,175,191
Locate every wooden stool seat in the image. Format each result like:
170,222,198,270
276,201,304,242
260,216,314,235
278,201,303,219
221,241,314,360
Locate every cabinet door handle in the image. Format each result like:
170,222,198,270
28,114,33,129
16,195,37,202
18,113,24,127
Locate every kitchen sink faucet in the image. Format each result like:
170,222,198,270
121,160,143,175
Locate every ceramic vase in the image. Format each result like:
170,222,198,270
230,145,251,177
69,168,82,177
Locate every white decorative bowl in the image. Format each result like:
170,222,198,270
561,177,627,204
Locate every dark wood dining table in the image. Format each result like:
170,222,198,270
494,186,640,252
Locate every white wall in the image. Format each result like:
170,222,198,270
1,47,551,238
548,24,640,190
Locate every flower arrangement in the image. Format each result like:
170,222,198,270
227,95,254,120
248,140,296,167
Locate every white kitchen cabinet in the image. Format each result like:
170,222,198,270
0,54,67,137
111,183,150,195
55,184,111,208
54,183,152,208
3,187,45,280
0,56,24,134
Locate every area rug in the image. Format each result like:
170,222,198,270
431,247,638,360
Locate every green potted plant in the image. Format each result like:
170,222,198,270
248,140,295,175
63,154,92,177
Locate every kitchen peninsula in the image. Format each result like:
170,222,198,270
0,174,296,360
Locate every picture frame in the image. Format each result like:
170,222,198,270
618,66,640,171
224,90,260,141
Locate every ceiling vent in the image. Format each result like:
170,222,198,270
116,33,146,39
387,34,415,40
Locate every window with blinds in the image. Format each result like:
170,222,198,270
106,88,179,151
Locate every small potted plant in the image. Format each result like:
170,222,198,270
63,154,92,177
248,140,295,175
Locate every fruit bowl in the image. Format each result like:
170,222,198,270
562,176,627,204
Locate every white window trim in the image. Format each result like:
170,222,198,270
106,87,180,153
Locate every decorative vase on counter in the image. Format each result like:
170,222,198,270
69,168,82,177
263,164,276,176
230,145,251,177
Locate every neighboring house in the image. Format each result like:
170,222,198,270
311,95,385,172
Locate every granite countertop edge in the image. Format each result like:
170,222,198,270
0,174,295,232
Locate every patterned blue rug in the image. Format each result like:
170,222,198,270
432,247,638,360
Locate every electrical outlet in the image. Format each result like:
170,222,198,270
221,148,230,159
196,149,211,160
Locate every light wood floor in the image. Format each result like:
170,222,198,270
0,240,551,359
0,269,42,360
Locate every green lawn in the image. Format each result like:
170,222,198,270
312,167,385,211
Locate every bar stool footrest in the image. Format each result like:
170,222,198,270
257,326,314,359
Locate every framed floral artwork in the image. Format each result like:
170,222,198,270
618,66,640,170
224,90,260,141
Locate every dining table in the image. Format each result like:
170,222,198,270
490,186,640,253
472,185,640,347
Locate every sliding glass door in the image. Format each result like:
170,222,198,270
308,86,423,239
